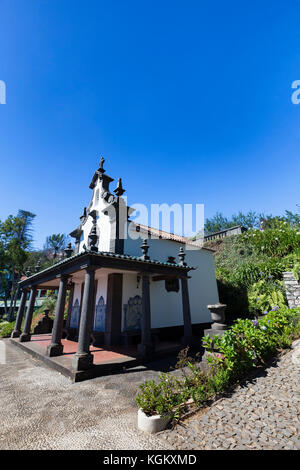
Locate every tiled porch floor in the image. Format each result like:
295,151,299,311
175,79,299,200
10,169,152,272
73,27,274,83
10,334,182,382
31,334,138,364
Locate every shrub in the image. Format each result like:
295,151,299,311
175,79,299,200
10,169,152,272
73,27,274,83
136,373,184,416
203,307,300,378
240,222,300,259
0,321,15,338
136,307,300,419
247,279,286,315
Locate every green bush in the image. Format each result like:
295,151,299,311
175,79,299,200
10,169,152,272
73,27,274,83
203,307,300,377
136,373,184,416
240,222,300,259
0,321,15,338
247,279,286,315
136,307,300,418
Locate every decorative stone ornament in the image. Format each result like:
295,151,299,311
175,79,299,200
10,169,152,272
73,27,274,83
207,303,227,331
140,239,150,260
80,207,87,221
88,220,98,252
35,260,41,273
203,303,227,345
178,247,186,266
98,156,105,173
25,268,31,277
202,303,227,367
64,242,73,258
113,178,125,197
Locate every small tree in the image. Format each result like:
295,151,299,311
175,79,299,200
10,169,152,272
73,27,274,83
44,234,69,263
0,210,36,320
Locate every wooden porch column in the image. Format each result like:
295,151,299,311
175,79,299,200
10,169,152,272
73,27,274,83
181,276,193,345
72,267,95,371
46,275,68,357
11,289,27,338
20,287,37,342
65,282,75,330
137,273,154,357
104,273,123,346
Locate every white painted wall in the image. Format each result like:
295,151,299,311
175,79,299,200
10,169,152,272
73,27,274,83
93,273,108,331
123,227,219,326
72,171,219,328
70,282,82,328
78,177,114,253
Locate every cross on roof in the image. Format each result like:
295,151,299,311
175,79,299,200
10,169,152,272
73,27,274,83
99,156,105,171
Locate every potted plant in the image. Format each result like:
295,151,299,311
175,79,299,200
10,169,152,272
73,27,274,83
136,373,182,433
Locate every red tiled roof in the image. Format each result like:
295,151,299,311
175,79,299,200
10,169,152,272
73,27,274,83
133,223,215,252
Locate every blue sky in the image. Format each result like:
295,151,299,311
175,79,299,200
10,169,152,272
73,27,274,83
0,0,299,249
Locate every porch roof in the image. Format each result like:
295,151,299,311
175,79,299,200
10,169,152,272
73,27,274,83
19,250,194,289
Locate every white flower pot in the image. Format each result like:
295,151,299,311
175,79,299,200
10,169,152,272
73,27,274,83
137,408,173,433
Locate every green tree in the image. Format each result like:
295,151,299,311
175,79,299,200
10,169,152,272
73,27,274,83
44,233,69,263
284,205,300,228
231,211,264,229
0,210,36,320
204,212,232,234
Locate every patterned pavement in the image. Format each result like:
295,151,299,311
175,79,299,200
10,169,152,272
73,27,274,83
159,339,300,450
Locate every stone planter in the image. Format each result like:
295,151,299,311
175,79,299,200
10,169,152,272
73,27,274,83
202,303,227,370
207,303,227,330
137,408,173,433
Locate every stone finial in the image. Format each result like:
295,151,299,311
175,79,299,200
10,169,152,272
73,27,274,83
64,242,73,258
140,239,150,260
25,268,31,277
80,207,87,221
35,260,41,273
99,156,105,173
88,219,98,252
178,247,186,266
113,178,125,197
89,209,97,221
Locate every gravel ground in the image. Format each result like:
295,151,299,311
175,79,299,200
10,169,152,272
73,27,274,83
159,339,300,450
0,340,171,450
1,338,299,450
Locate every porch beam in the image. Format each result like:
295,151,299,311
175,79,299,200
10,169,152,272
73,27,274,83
18,254,191,289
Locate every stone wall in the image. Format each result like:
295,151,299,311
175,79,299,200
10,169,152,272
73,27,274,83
283,272,300,309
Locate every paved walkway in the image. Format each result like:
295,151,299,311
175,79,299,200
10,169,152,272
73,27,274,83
0,340,170,450
160,339,300,450
1,339,299,450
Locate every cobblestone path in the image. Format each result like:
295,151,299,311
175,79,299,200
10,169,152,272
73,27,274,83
160,339,300,450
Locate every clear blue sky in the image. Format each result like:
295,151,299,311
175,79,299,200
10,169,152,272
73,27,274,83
0,0,299,249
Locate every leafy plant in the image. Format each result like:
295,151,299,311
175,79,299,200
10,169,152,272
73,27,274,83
0,321,15,338
136,373,184,416
240,222,299,259
247,279,286,315
203,307,300,378
137,307,300,420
